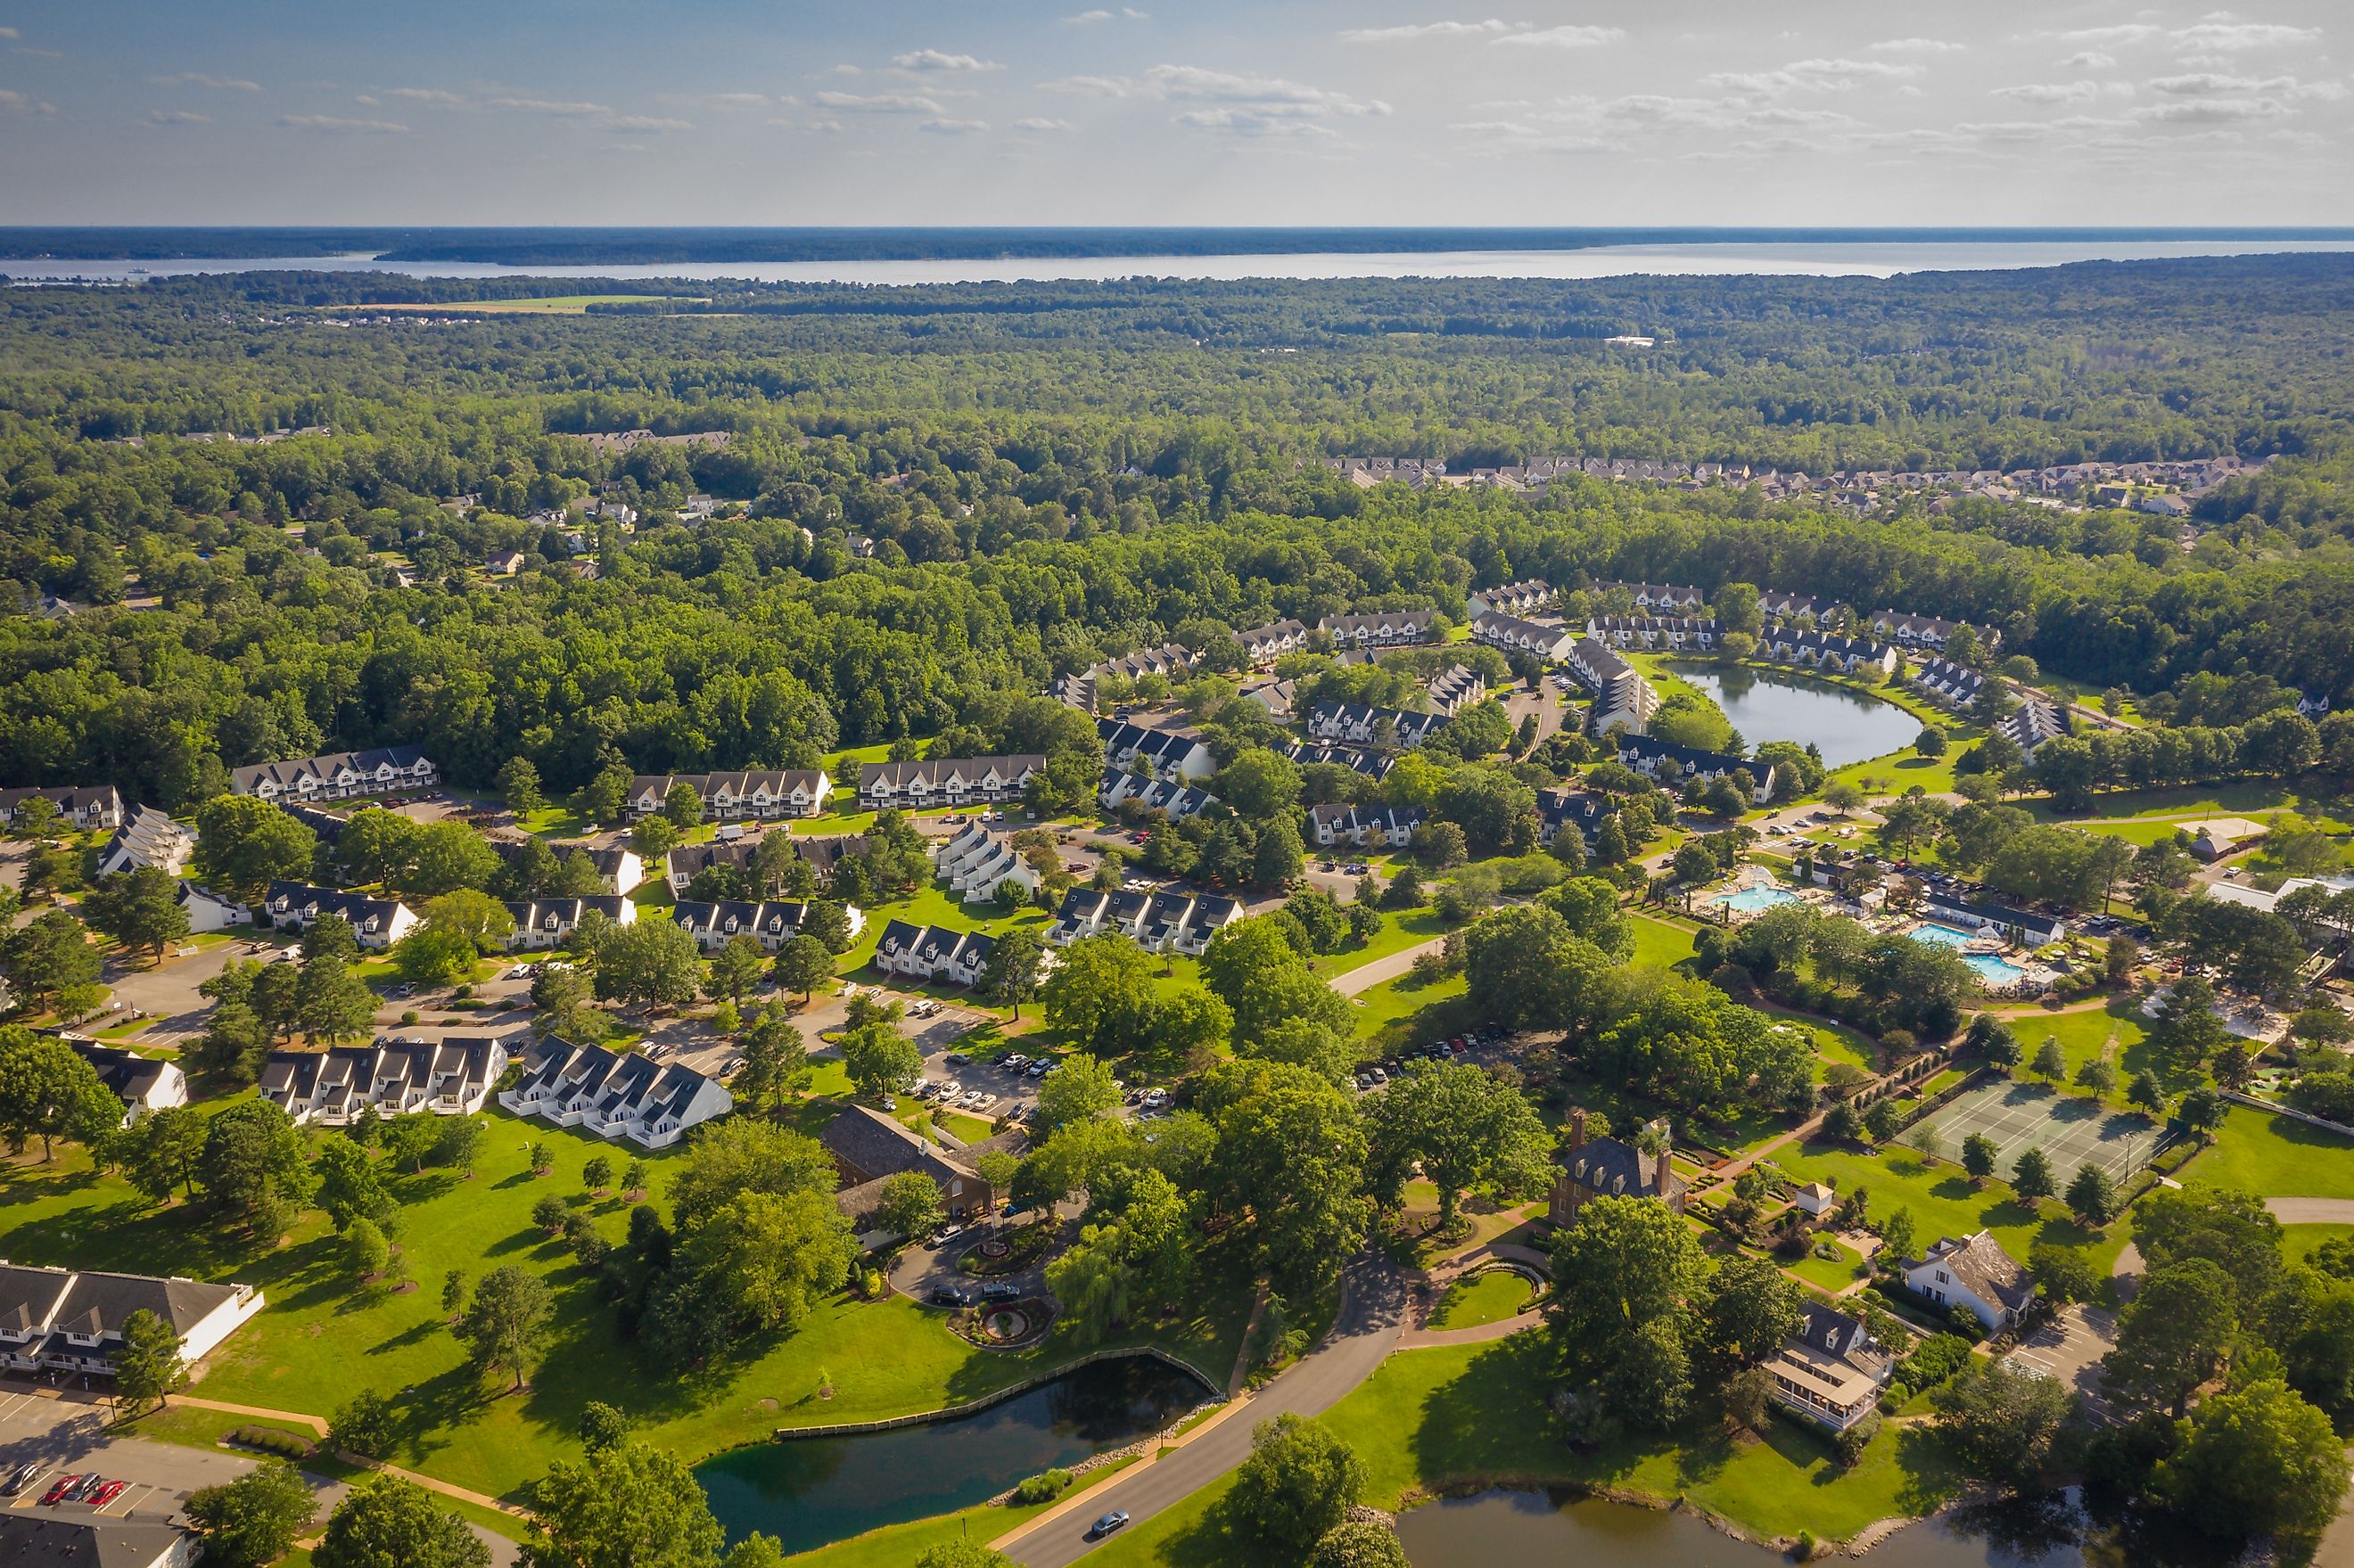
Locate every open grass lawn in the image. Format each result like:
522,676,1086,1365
2179,1104,2354,1201
1350,970,1470,1050
1782,1235,1867,1294
2026,780,2350,831
2284,1223,2354,1268
2007,1001,2145,1084
1089,1337,1962,1567
1,1106,1253,1505
1428,1270,1535,1330
1775,1138,2134,1275
1628,914,1698,970
1312,908,1444,979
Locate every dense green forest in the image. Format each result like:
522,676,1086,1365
5,258,2354,804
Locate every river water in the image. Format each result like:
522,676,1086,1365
696,1355,1208,1556
9,238,2354,286
1665,661,1922,771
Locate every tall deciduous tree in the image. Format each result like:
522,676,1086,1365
193,794,318,904
0,1026,126,1162
2102,1259,2238,1418
81,866,192,964
316,1474,491,1568
1229,1414,1366,1556
521,1438,725,1568
457,1265,553,1392
1362,1059,1549,1228
112,1307,187,1413
187,1462,317,1568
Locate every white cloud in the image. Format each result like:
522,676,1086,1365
488,97,611,116
1014,116,1076,130
2169,18,2322,53
816,90,949,114
918,117,989,134
2147,71,2299,95
1041,74,1139,97
385,86,463,105
665,91,767,106
0,26,17,38
1064,8,1114,20
146,109,210,124
1340,19,1512,43
2060,52,2117,70
1868,37,1965,54
14,46,62,58
1990,81,2108,103
893,49,1002,72
1708,58,1923,94
0,88,56,113
2134,95,2292,122
1494,24,1623,49
609,115,693,131
278,113,407,133
148,72,260,92
1047,63,1387,138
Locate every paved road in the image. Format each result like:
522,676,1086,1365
998,1255,1408,1568
1331,936,1449,998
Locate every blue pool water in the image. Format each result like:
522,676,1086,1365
1910,923,2029,984
1714,885,1799,914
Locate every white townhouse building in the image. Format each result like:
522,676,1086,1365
1047,889,1243,956
1536,787,1608,850
626,768,831,823
1470,610,1577,663
1466,579,1554,617
1913,657,1988,711
1568,639,1661,735
857,755,1044,812
1307,803,1428,849
1282,742,1397,781
230,747,437,802
261,882,419,948
1099,769,1221,821
1236,618,1310,665
934,820,1041,903
1305,701,1448,750
1922,891,2067,946
1593,581,1705,612
1757,591,1844,624
502,894,636,949
1424,664,1488,716
1870,610,1997,653
1756,627,1899,677
0,1262,264,1382
1317,609,1436,648
872,920,999,987
68,1041,187,1124
1768,1302,1895,1433
1584,615,1722,653
0,784,126,831
500,1038,732,1150
1096,718,1218,782
1616,735,1777,802
1090,642,1198,683
259,1037,512,1125
95,805,195,876
672,898,863,953
177,883,253,933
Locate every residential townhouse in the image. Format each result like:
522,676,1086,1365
1912,657,1988,711
490,836,644,894
1090,643,1197,682
1584,615,1721,653
1098,769,1221,820
1305,701,1449,750
1470,609,1577,662
1757,591,1844,624
1281,743,1396,781
0,1511,202,1568
499,1038,732,1150
0,1262,264,1382
672,898,863,953
872,920,999,988
1097,718,1218,782
1616,735,1777,802
1466,579,1554,617
260,882,419,948
1239,676,1299,723
1047,889,1243,956
279,800,348,843
1904,1231,2035,1331
259,1037,511,1125
1535,787,1609,850
1568,639,1661,735
934,820,1041,903
1236,618,1310,664
68,1040,187,1124
1593,581,1705,612
95,805,195,876
1869,610,1997,653
177,883,253,933
1316,609,1436,648
1999,696,2070,756
1757,626,1898,677
503,895,635,949
229,747,437,802
664,833,868,897
1423,664,1488,716
1306,803,1428,849
625,768,832,822
0,784,126,831
1049,671,1100,713
856,755,1043,812
1769,1302,1895,1433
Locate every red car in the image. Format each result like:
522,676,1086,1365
40,1474,80,1506
89,1479,128,1509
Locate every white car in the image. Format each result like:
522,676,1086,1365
967,1094,996,1113
939,1081,962,1099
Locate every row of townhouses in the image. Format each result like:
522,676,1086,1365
0,1262,263,1383
1090,642,1198,683
673,898,865,952
0,784,126,830
626,769,832,821
1306,803,1428,849
500,1037,733,1150
260,1038,511,1123
1305,701,1449,750
1049,888,1244,954
1914,657,1988,710
262,882,419,948
1097,718,1218,781
96,804,195,876
490,837,644,893
1616,735,1778,802
857,755,1042,812
1237,618,1311,663
1424,663,1488,715
664,833,868,897
1593,581,1707,612
1283,742,1397,780
1319,609,1436,648
1470,609,1577,662
66,1039,187,1124
505,895,635,948
1099,768,1222,820
1537,787,1609,850
873,920,1000,988
1756,627,1900,676
934,820,1040,902
1757,590,1842,621
1568,639,1663,735
230,747,438,802
1466,579,1554,617
1584,615,1720,653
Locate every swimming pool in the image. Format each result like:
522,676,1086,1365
1908,922,2028,985
1713,885,1799,914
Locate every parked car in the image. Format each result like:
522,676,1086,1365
929,1225,965,1252
1025,1061,1049,1079
1354,1073,1371,1090
89,1479,127,1509
1368,1067,1387,1085
1089,1511,1131,1539
1142,1088,1168,1108
981,1282,1022,1303
4,1460,41,1496
932,1285,976,1307
39,1475,80,1507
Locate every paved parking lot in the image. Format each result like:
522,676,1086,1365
2004,1304,2119,1419
0,1387,267,1520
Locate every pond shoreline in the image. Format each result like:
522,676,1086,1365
759,1344,1222,1443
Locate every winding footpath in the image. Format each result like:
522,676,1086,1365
995,1254,1408,1568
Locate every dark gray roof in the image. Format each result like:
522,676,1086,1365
1555,1136,1687,1203
0,1510,197,1568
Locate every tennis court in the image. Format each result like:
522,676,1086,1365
1899,1079,2166,1183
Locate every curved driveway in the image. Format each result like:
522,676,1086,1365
2113,1195,2354,1280
996,1254,1407,1568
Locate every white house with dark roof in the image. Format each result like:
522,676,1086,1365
1905,1231,2035,1329
1237,618,1310,664
934,820,1040,903
259,1038,511,1124
0,1511,202,1568
503,894,635,949
1568,639,1661,735
1757,590,1844,623
1467,579,1553,617
1584,615,1721,653
1305,701,1448,750
1593,581,1705,612
0,784,126,831
65,1042,185,1125
1090,642,1197,683
1615,735,1775,802
230,747,436,802
672,898,861,953
0,1260,264,1379
1757,627,1897,677
1307,803,1428,849
1097,718,1217,782
261,882,418,948
176,883,253,933
857,756,1044,812
872,920,998,987
1317,609,1435,647
1913,657,1988,710
1536,787,1608,850
1470,610,1576,662
1047,889,1241,955
1423,664,1488,716
95,805,195,876
1769,1302,1895,1432
626,769,831,822
500,1037,732,1149
1098,769,1221,821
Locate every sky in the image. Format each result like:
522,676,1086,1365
0,1,2348,226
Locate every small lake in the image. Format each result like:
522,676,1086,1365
1665,661,1922,769
696,1355,1209,1556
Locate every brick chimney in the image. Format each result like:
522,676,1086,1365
1568,1110,1586,1153
1653,1140,1673,1197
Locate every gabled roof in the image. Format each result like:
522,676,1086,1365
1914,1230,2035,1311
